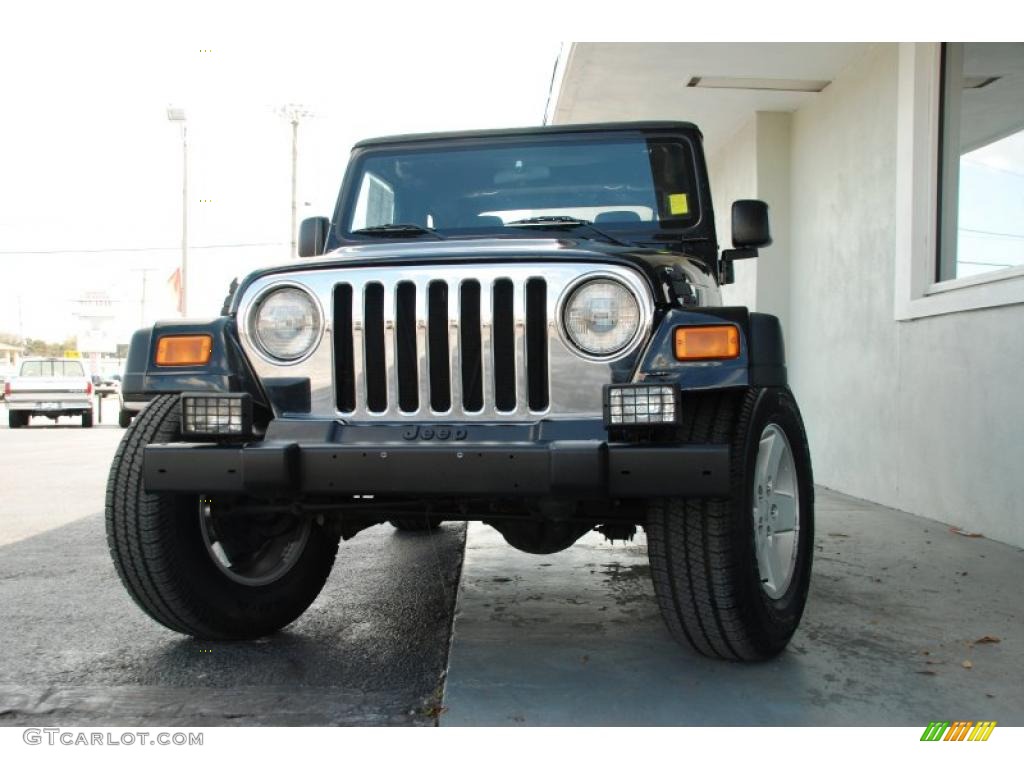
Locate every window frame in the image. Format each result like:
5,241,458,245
19,360,84,377
334,131,707,242
895,42,1024,321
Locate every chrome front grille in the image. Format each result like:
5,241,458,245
236,261,653,422
333,274,549,419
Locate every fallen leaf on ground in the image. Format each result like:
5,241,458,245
975,635,1001,644
950,526,984,538
962,660,974,669
916,669,937,676
828,533,850,538
926,659,943,665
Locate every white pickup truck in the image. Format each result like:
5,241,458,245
4,357,94,428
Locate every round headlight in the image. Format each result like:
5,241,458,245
251,286,321,362
562,278,641,357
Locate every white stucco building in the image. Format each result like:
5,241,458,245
548,43,1023,546
0,341,20,369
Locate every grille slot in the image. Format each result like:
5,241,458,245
526,278,549,410
492,279,515,411
460,281,483,412
334,274,553,418
363,283,386,412
333,284,355,412
427,281,450,412
395,281,418,412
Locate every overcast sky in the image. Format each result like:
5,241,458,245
2,3,1014,345
0,8,559,342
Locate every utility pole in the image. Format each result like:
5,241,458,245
167,106,189,314
130,267,160,327
276,105,313,258
291,116,298,257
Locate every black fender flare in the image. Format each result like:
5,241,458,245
635,307,786,390
747,311,787,387
120,317,270,408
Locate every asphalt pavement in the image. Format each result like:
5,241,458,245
0,400,466,726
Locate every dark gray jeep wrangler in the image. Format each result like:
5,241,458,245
107,122,813,660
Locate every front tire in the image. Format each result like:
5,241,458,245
8,411,28,429
645,388,814,661
105,394,340,639
118,408,132,428
82,409,93,428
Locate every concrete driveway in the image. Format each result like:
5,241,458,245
441,492,1024,725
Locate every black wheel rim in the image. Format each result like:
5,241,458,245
198,498,311,586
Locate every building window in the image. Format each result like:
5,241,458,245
937,43,1024,282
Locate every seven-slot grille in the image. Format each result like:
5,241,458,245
333,276,549,418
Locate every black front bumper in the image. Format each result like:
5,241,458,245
145,440,729,498
143,420,730,499
146,421,737,499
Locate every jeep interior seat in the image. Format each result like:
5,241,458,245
594,210,642,224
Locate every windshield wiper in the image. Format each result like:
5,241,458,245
351,223,446,239
504,216,630,247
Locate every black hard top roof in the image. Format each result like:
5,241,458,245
353,121,702,149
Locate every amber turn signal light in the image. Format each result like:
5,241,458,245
155,335,213,366
674,325,740,361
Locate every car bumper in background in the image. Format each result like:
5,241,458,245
6,398,92,412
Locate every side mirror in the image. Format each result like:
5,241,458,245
719,200,770,284
298,216,330,258
731,199,771,248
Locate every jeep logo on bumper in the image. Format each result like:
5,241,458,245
402,426,467,441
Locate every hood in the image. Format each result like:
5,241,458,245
225,236,715,316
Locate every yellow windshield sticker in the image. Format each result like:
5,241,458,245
668,193,689,216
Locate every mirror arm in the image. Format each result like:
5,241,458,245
721,247,759,261
718,247,758,285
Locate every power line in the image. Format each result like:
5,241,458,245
0,242,288,255
958,259,1020,268
960,227,1024,240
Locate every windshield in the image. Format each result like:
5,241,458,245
343,135,698,238
20,360,85,377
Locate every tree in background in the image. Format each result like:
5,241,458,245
0,333,78,358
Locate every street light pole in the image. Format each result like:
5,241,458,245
167,106,188,315
276,105,313,258
291,115,298,258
